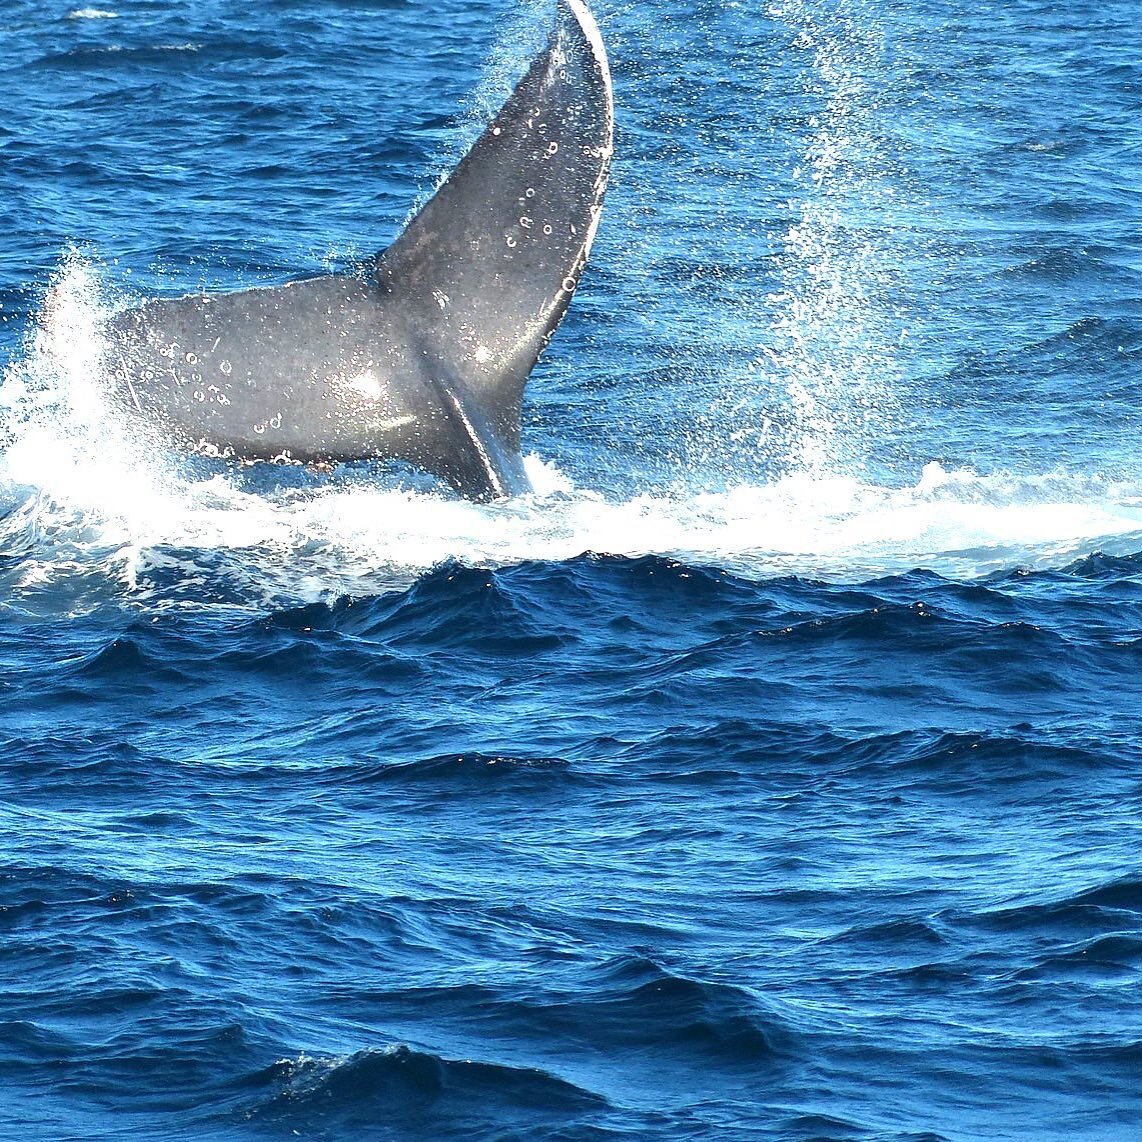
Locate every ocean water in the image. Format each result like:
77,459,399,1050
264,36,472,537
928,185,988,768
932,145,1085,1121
2,0,1142,1138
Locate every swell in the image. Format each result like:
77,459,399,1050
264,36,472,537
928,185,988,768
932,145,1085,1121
236,1045,609,1136
6,555,1142,767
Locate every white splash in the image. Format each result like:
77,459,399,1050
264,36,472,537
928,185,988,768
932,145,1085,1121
2,255,1140,616
0,254,178,528
756,0,912,476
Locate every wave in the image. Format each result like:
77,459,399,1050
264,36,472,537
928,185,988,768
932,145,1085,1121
576,954,794,1063
32,43,208,72
316,752,574,787
969,875,1142,935
236,1045,607,1137
293,956,796,1118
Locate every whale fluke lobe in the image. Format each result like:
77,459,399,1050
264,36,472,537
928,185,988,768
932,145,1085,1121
105,0,613,500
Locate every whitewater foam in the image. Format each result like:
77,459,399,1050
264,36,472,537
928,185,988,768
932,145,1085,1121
3,257,1141,613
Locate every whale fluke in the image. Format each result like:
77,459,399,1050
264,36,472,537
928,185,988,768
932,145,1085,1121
104,0,613,500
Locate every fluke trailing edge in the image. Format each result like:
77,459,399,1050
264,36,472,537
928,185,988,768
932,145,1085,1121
104,0,613,500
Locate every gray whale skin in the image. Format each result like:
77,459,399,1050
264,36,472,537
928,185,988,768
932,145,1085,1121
105,0,613,501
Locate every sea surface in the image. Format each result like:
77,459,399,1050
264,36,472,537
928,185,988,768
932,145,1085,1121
2,1,1142,1138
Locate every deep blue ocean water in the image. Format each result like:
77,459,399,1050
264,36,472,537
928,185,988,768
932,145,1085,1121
3,0,1142,1138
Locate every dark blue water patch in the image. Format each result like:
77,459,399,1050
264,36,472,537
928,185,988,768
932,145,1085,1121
70,631,196,684
821,729,1128,800
573,954,793,1061
0,734,177,803
0,866,286,1106
271,566,574,658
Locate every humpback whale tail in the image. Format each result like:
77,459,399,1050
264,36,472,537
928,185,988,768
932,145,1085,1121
104,0,614,501
375,0,614,495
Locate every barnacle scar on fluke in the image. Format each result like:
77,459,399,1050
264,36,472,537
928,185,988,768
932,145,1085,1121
104,0,613,501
